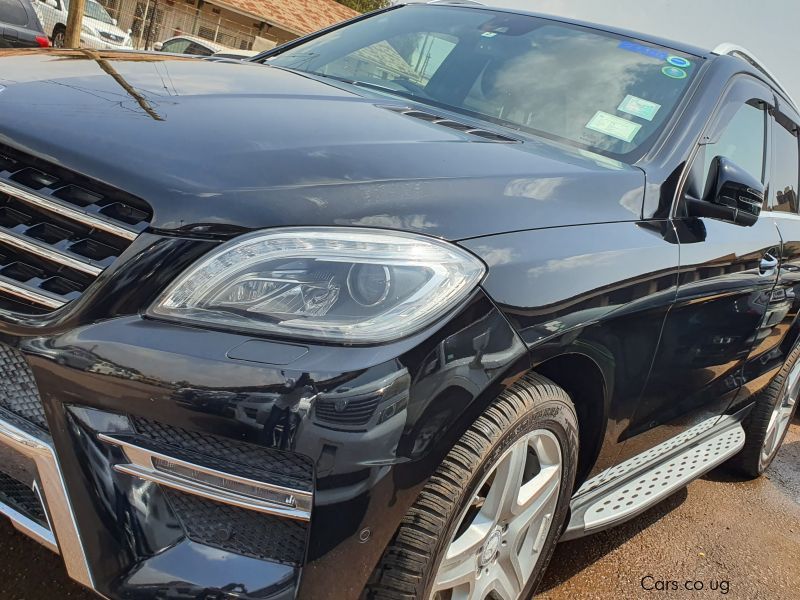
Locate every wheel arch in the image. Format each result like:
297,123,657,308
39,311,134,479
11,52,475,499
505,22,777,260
533,352,609,489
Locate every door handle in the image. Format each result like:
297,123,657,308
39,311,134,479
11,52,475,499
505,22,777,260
760,252,779,276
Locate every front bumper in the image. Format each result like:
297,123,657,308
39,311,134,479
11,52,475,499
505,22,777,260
81,34,132,51
0,269,528,599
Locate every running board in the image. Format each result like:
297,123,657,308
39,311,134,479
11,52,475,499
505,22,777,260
563,419,745,540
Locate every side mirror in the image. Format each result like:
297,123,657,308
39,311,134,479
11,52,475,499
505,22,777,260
686,156,764,226
153,42,163,51
112,18,117,26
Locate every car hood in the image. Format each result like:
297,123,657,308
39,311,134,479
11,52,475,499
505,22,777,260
84,17,127,38
0,50,645,240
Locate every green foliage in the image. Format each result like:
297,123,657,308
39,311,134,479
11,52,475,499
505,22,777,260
335,0,392,14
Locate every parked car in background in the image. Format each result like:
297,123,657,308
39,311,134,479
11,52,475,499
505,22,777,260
213,48,258,60
0,0,48,47
154,34,223,56
34,0,131,48
0,3,799,600
155,35,258,59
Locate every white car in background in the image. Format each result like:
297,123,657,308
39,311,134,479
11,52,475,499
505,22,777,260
155,35,258,60
34,0,131,49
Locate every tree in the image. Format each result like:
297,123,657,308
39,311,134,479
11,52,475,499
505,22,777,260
336,0,392,13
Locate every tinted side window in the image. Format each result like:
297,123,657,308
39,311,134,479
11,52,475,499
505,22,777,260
771,117,799,213
702,102,766,187
0,0,29,26
162,39,191,54
187,42,213,56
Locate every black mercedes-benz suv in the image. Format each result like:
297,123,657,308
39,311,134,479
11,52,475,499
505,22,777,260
0,3,798,599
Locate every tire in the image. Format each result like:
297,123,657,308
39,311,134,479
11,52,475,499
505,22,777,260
729,343,800,478
368,373,579,600
52,26,66,48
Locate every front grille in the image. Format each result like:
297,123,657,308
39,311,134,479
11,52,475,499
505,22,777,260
165,489,307,565
0,471,47,527
99,31,125,43
0,145,152,313
0,344,47,430
314,394,379,426
131,417,314,492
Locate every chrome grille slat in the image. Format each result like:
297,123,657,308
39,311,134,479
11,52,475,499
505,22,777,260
0,276,67,309
0,180,138,242
0,228,102,276
0,146,152,312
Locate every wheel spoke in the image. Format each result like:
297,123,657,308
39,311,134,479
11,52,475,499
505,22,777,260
432,551,478,595
481,439,528,524
507,464,560,581
446,512,493,564
483,558,522,600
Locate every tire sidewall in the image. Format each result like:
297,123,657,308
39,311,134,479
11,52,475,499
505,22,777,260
422,397,579,599
758,372,800,473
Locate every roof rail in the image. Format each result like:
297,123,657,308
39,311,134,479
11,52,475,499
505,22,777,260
426,0,485,5
713,43,797,109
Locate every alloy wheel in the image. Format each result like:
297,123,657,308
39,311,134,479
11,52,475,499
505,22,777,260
431,430,562,600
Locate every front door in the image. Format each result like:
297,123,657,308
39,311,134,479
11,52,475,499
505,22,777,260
619,75,782,460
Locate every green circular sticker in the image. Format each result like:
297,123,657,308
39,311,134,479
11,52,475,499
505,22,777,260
662,66,688,79
667,55,691,68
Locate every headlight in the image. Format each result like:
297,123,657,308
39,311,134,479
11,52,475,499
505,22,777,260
148,228,485,343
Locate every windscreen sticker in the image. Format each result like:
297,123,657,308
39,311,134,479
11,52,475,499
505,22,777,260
617,95,661,121
667,55,692,68
585,111,642,143
618,40,668,61
662,66,688,79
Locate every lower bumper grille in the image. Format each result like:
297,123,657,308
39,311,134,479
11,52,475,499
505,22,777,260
131,417,314,492
165,489,308,566
0,344,47,431
0,470,47,526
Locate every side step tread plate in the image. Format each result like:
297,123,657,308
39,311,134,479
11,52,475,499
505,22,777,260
564,422,745,539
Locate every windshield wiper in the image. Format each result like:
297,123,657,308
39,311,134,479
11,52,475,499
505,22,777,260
270,66,422,103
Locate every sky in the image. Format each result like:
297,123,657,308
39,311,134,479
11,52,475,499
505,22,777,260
479,0,800,102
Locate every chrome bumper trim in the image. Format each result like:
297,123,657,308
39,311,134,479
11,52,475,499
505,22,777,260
99,433,313,522
0,495,58,553
0,410,93,587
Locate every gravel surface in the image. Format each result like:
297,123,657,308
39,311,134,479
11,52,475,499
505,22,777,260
2,421,799,600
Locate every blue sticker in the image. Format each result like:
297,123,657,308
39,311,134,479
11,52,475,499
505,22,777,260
667,55,692,68
662,66,688,79
618,40,668,61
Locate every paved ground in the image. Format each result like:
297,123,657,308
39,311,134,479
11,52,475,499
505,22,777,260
2,420,800,600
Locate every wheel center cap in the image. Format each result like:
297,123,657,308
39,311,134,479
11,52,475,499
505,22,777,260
481,529,502,566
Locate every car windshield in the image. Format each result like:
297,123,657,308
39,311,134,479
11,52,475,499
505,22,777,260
84,0,114,24
267,5,701,160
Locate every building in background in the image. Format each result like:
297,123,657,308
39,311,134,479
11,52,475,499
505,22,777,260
98,0,358,52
